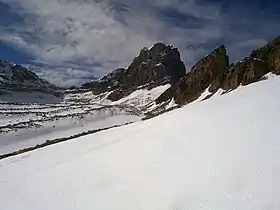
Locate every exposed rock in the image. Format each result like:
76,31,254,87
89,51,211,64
268,47,280,75
156,36,280,107
250,36,280,61
250,36,280,75
222,36,280,91
0,60,60,95
81,42,186,101
156,45,229,105
80,35,280,118
222,58,269,90
222,61,245,91
267,37,280,75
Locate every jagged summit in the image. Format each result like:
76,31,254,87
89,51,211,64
153,35,280,111
82,42,186,101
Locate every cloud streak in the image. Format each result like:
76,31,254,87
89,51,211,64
0,0,279,86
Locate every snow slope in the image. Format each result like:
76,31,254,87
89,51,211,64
1,76,280,209
0,84,170,155
0,84,171,155
0,102,141,154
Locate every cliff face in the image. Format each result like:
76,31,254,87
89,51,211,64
156,36,280,106
82,42,186,101
250,36,280,75
222,58,269,90
221,36,280,91
156,45,229,104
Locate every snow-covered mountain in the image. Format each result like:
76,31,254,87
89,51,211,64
0,43,187,156
1,33,280,209
80,42,186,110
0,60,60,94
1,72,280,210
1,36,280,157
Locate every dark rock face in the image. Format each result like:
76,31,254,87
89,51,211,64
81,42,186,101
156,35,280,106
269,48,280,75
0,60,59,93
250,36,280,75
222,58,269,90
222,36,280,91
156,45,229,105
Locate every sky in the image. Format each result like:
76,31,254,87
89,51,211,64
0,0,279,86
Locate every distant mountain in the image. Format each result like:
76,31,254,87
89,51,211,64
0,60,60,92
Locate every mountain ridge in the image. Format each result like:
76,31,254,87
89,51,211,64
155,36,280,107
79,35,280,115
1,35,280,158
1,35,280,116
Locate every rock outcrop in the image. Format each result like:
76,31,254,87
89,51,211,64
82,42,186,101
222,58,269,90
221,36,280,91
156,45,229,105
251,36,280,75
156,35,280,106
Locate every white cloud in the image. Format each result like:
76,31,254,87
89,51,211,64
0,0,224,81
0,0,279,86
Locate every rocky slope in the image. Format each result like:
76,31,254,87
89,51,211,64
222,36,280,91
156,45,229,105
155,36,280,107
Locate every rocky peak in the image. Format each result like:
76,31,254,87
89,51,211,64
156,45,229,105
125,42,186,86
0,60,59,94
82,42,186,101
